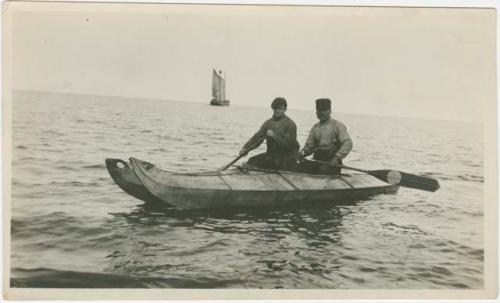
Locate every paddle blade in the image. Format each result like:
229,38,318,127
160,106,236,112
369,170,440,192
399,171,440,192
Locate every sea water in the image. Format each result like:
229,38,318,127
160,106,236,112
9,90,483,288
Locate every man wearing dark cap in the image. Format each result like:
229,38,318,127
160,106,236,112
297,98,353,174
239,97,300,170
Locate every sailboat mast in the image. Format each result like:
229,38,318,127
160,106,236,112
223,71,226,101
218,70,222,101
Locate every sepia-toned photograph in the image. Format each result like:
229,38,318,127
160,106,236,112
2,0,497,300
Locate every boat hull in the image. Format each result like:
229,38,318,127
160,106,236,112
210,99,230,106
105,158,164,204
127,157,399,210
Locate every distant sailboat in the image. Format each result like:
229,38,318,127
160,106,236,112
210,69,230,106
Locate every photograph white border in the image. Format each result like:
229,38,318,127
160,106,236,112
2,0,498,300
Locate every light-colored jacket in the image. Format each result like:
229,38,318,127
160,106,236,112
302,118,353,160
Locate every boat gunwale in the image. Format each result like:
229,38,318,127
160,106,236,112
128,157,361,179
129,157,399,193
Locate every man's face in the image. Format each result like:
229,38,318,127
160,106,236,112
273,105,286,118
316,109,331,122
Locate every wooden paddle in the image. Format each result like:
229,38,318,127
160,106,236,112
218,154,245,172
314,160,440,192
218,136,266,173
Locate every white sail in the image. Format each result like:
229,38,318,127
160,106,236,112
212,70,225,101
210,69,229,105
221,73,226,101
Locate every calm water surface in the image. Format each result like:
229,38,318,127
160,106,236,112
10,91,483,288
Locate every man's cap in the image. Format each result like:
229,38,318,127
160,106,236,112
271,97,287,109
316,98,331,111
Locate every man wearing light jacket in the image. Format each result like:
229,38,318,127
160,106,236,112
297,98,353,175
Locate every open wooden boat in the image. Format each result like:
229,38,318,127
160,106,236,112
106,157,399,210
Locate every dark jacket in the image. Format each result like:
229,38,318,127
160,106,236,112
243,115,300,169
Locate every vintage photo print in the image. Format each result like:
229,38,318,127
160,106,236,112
2,0,497,300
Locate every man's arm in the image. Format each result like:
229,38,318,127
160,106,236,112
300,125,317,157
240,121,267,155
335,122,353,159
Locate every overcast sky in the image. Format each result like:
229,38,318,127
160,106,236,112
7,2,496,122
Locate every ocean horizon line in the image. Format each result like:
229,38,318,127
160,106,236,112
11,88,481,125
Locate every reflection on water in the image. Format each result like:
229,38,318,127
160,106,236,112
116,200,350,243
99,202,350,288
